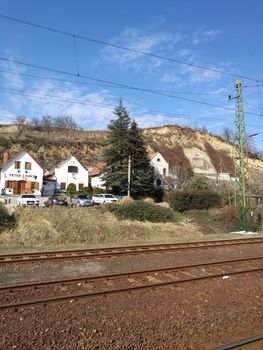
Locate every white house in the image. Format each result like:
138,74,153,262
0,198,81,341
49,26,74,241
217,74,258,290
149,152,170,187
90,153,170,190
44,156,89,193
0,150,43,195
90,162,106,189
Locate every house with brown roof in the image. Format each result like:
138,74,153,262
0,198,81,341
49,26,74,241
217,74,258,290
90,162,106,189
90,152,171,189
0,150,43,195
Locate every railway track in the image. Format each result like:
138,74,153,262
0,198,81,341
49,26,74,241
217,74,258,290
0,237,263,264
210,333,263,349
1,255,262,310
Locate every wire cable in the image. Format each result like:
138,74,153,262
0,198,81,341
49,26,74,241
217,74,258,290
1,86,263,130
1,57,262,117
0,13,262,83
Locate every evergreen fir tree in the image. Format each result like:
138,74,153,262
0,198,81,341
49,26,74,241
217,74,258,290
128,120,155,196
102,102,155,196
102,100,131,193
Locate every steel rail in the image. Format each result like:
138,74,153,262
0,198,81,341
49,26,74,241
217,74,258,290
1,255,262,291
0,237,263,264
210,332,263,349
0,260,262,310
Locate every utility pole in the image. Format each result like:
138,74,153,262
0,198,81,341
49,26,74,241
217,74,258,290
231,80,250,230
127,155,131,197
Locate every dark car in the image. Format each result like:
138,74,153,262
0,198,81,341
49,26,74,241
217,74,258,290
49,193,68,206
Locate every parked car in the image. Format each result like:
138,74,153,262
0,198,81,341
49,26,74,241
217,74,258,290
71,194,93,207
49,193,68,206
92,194,118,204
17,194,39,206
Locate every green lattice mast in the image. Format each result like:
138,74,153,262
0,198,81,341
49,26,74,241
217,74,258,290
233,80,249,230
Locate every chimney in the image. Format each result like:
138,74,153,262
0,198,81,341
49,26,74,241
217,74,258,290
2,152,8,164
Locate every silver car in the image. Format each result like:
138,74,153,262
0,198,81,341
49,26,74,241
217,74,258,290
71,194,93,207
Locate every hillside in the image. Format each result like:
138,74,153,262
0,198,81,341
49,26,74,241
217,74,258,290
0,124,263,176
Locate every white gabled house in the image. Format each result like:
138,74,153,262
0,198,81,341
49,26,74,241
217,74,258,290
148,152,170,187
0,150,43,195
89,152,171,190
90,162,106,189
44,156,89,194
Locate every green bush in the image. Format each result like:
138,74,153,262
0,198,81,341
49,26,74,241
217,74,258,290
169,190,221,212
185,176,211,192
103,200,176,223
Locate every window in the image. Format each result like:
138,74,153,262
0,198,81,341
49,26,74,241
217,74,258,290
79,183,84,191
60,182,66,190
68,166,78,173
25,162,32,170
157,158,160,162
15,161,21,169
156,179,162,187
163,168,167,176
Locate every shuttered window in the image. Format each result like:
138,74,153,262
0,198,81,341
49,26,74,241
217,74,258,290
25,162,32,170
15,161,21,169
79,183,84,191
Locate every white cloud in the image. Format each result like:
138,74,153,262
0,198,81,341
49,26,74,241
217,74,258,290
192,29,221,45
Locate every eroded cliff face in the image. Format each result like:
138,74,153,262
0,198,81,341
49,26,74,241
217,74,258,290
0,124,262,174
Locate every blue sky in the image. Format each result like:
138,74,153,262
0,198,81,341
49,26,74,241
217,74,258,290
0,0,263,149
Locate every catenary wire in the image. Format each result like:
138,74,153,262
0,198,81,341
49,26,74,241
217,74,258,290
0,86,263,130
0,70,228,97
0,13,263,83
0,57,262,117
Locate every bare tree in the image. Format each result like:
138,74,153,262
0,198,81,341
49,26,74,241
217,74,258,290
54,115,79,138
41,115,53,136
14,115,28,137
222,128,233,142
31,117,41,128
164,165,188,191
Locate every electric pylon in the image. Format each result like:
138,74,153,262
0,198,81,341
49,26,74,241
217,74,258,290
233,80,250,230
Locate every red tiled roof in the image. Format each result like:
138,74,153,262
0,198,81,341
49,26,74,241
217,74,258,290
148,152,157,160
90,162,106,176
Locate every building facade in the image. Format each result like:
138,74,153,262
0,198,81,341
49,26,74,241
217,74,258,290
44,156,89,192
149,152,170,187
0,151,43,195
90,162,106,189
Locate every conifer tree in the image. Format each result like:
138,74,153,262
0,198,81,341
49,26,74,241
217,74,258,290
102,100,131,193
128,120,155,196
102,102,155,196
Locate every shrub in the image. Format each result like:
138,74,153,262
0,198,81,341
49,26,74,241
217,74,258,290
103,200,175,223
169,190,221,212
185,176,211,192
117,196,134,205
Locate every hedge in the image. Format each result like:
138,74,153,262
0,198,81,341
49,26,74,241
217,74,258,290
103,200,176,223
169,190,221,212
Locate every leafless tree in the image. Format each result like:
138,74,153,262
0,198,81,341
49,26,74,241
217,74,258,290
222,128,234,143
41,115,53,136
54,115,79,138
14,115,28,137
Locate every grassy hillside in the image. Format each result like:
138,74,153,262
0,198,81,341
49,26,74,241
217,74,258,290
0,124,262,174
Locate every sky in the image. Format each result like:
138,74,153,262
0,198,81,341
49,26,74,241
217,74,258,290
0,0,263,149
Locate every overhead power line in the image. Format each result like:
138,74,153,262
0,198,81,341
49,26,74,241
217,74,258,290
0,13,263,83
0,57,262,117
0,86,262,130
0,70,227,97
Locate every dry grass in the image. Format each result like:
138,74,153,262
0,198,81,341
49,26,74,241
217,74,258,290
0,207,211,247
1,206,262,250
